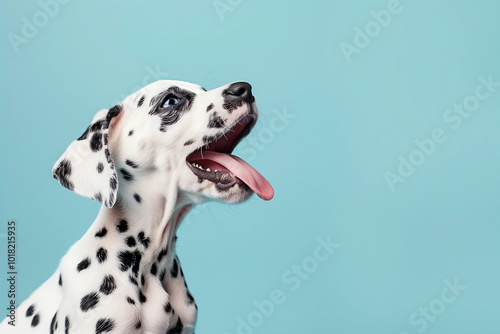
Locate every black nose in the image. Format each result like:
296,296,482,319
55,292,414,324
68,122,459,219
223,82,254,104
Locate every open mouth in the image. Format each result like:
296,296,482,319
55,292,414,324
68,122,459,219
186,114,274,201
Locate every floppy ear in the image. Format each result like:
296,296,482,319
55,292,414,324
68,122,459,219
52,105,122,208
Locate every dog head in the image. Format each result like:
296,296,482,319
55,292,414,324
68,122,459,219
52,80,274,208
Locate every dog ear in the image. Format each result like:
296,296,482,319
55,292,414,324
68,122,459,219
52,105,122,208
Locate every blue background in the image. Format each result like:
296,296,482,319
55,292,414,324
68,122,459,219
1,1,500,333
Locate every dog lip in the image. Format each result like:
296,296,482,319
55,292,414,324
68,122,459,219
186,162,236,185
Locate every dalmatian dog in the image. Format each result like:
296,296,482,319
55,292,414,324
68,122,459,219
0,80,274,333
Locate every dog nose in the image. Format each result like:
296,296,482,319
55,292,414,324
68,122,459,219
224,82,254,104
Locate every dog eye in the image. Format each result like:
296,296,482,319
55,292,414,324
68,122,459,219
163,97,179,107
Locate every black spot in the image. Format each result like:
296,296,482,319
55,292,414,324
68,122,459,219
120,168,134,181
90,132,103,152
129,275,138,285
125,159,139,168
31,314,40,327
80,292,100,312
65,316,70,334
138,291,147,303
97,162,104,173
208,112,225,128
166,318,183,334
53,159,74,191
118,251,135,271
128,130,134,136
141,274,145,286
164,302,172,313
133,193,141,203
92,120,107,131
117,220,128,233
132,250,142,276
77,120,107,141
110,177,117,190
126,236,136,247
201,86,207,92
58,274,62,286
95,318,115,334
26,304,35,317
206,103,214,112
186,291,195,304
137,95,145,107
95,228,107,238
94,193,103,202
50,312,57,334
118,250,141,276
127,297,135,305
157,247,167,262
170,258,179,278
159,269,166,281
223,101,243,113
99,275,116,295
184,139,194,146
135,321,142,329
77,258,91,272
137,232,150,249
106,105,122,126
96,248,107,263
151,263,157,275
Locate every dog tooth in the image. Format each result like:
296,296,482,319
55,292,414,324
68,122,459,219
206,168,211,172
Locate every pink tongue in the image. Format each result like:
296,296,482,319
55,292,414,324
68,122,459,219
188,151,274,200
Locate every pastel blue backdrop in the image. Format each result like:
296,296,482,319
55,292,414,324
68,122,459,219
1,1,500,333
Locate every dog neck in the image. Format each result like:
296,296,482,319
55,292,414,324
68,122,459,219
90,165,193,266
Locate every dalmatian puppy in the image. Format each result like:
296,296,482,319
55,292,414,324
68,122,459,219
0,80,274,333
